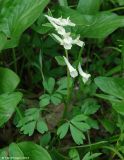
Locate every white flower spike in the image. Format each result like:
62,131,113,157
63,56,78,78
78,63,91,83
46,15,84,50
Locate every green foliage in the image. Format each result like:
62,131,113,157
17,108,48,136
0,0,49,50
95,77,124,114
0,67,22,127
69,149,80,160
0,67,20,94
57,114,90,145
57,7,124,39
0,142,52,160
77,0,101,14
40,77,66,107
0,92,22,127
82,152,102,160
1,0,124,159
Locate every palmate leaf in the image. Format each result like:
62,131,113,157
57,114,90,145
0,0,49,50
0,92,22,126
17,108,48,136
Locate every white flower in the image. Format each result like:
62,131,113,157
63,56,78,78
78,63,91,83
52,33,84,50
45,15,75,27
52,33,73,50
59,17,75,27
73,36,85,47
47,19,66,36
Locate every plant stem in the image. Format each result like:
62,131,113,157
103,146,124,160
108,7,124,12
87,131,93,160
121,50,124,76
12,48,17,73
65,49,70,102
63,50,70,118
15,107,23,120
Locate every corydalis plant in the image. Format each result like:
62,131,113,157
45,15,91,83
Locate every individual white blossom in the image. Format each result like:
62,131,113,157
48,19,66,36
78,63,91,83
52,33,84,50
63,56,78,78
45,15,75,27
73,36,85,47
52,33,73,50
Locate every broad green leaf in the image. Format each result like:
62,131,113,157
57,122,69,139
117,0,124,5
95,94,120,102
0,92,22,126
18,141,52,160
36,119,48,134
112,101,124,115
0,67,20,94
57,7,124,38
70,124,85,145
94,77,124,99
9,143,24,157
0,0,49,50
69,149,80,160
77,0,101,14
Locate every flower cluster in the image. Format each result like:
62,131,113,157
63,56,91,83
45,15,91,83
45,15,84,50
